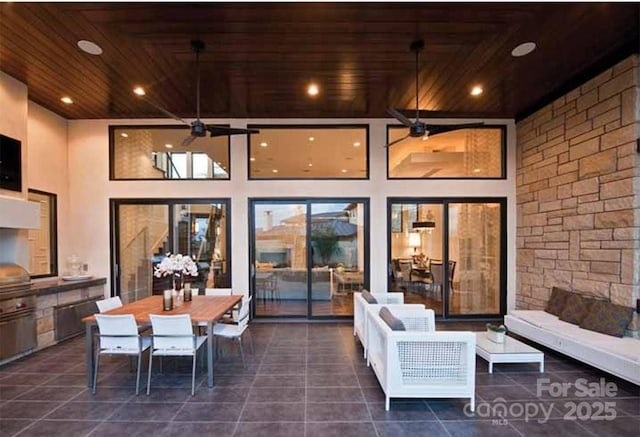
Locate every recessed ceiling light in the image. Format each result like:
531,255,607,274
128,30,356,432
470,86,483,96
341,169,347,173
77,40,103,55
307,83,319,96
353,141,361,147
308,163,313,167
60,96,73,104
250,157,256,162
260,142,268,147
165,143,173,149
133,86,146,96
511,42,536,57
272,169,278,173
308,136,315,142
120,132,128,138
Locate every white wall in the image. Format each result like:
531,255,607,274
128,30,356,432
0,71,30,267
27,102,70,274
68,117,517,310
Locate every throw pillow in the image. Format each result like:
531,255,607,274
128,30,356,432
580,300,634,337
546,287,571,316
559,293,593,325
361,290,378,304
379,307,405,331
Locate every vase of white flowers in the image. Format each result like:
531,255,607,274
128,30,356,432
154,253,199,293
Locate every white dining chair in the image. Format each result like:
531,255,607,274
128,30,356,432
93,314,151,395
204,288,233,296
213,296,253,366
96,296,123,313
147,314,207,396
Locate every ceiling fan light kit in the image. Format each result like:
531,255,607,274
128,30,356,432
386,39,484,148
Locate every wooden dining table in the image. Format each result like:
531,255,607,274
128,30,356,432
82,294,242,389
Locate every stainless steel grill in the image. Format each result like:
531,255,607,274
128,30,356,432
0,263,37,361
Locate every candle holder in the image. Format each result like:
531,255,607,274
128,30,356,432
184,283,192,302
163,289,173,311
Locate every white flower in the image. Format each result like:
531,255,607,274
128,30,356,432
154,253,199,278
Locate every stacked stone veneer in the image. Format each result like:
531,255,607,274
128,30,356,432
516,55,639,329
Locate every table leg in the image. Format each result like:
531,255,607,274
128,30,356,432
539,360,544,373
488,361,493,374
85,323,95,388
207,321,214,388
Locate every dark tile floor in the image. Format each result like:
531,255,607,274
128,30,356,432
0,323,638,436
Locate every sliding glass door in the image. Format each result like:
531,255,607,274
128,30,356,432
250,199,368,319
111,199,231,303
447,202,502,315
388,198,506,318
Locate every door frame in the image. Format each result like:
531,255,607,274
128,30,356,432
387,197,507,319
249,197,370,320
110,198,232,299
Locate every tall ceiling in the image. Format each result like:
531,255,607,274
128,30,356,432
0,2,637,120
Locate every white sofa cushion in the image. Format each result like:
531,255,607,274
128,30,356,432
507,310,640,384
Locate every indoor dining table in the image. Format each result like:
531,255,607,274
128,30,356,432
82,294,242,388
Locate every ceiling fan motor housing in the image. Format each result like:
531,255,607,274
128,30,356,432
410,122,427,137
191,120,207,137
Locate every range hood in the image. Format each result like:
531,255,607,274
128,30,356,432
0,196,39,229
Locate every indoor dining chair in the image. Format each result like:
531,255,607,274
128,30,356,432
93,314,151,395
147,314,207,396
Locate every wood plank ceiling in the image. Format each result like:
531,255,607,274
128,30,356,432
0,2,637,120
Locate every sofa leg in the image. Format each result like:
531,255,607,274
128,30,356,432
385,396,390,411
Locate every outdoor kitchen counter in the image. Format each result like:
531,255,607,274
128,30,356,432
32,277,106,296
33,277,106,348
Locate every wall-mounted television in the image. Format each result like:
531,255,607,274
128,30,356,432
0,134,22,192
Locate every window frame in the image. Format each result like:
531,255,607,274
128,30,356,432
108,125,232,181
246,124,370,181
386,124,507,180
27,188,58,278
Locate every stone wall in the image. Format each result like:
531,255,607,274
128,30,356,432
515,56,639,322
36,284,105,348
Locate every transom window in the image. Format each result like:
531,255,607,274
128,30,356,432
247,125,369,179
387,125,505,179
110,126,230,180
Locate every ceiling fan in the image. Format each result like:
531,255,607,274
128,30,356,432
137,40,259,147
386,39,483,148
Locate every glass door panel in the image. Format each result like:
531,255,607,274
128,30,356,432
389,203,444,316
172,202,230,290
310,202,364,317
253,202,308,317
117,204,169,304
447,202,502,315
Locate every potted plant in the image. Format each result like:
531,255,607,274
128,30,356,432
486,323,507,343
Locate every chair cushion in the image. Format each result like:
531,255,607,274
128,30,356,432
361,290,378,304
545,287,570,316
580,300,634,338
379,307,405,331
559,293,592,325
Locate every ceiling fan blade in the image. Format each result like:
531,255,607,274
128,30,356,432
140,97,189,126
425,123,485,137
385,133,411,148
386,108,414,127
207,126,260,137
180,135,197,147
